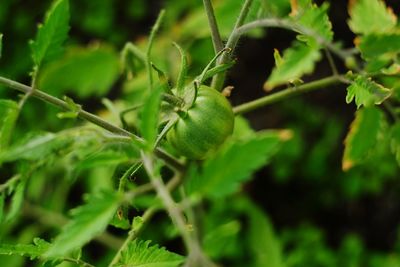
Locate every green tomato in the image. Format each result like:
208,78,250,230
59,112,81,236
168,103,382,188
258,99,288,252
166,85,234,159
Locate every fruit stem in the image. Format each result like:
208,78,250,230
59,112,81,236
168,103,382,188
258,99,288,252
162,93,185,107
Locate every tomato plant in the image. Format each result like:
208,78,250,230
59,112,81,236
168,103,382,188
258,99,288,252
0,0,399,267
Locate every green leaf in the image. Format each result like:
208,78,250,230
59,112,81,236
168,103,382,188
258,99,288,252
6,179,26,221
264,42,321,90
346,75,391,108
358,33,400,60
75,150,132,171
0,128,104,164
0,133,70,162
390,123,400,167
139,87,163,149
342,107,383,171
296,2,333,43
172,42,187,97
187,131,283,198
348,0,397,35
246,202,285,267
110,207,130,230
0,238,50,260
203,220,241,258
38,46,120,98
115,239,184,267
45,190,119,257
30,0,70,67
0,100,19,152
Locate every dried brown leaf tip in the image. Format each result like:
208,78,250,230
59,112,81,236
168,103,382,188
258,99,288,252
290,0,299,17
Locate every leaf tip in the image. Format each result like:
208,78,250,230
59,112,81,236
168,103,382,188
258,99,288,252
342,159,354,171
278,129,294,141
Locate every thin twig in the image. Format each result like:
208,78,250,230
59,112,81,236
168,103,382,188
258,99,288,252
18,67,38,109
146,10,166,91
140,153,214,267
202,0,224,53
108,173,182,266
233,75,345,115
324,48,339,76
0,174,21,193
0,76,186,172
231,18,354,61
211,0,254,90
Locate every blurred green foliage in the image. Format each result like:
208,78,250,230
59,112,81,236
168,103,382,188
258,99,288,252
0,0,400,266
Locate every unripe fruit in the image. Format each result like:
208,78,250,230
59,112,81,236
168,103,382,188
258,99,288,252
166,85,234,159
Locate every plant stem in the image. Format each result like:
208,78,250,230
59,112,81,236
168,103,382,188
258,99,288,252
0,76,185,172
211,0,254,90
324,48,339,76
162,93,184,107
141,152,192,249
142,153,213,267
18,67,38,109
233,75,345,115
146,10,165,91
232,18,353,61
0,174,21,193
121,42,146,66
108,174,181,266
202,0,224,53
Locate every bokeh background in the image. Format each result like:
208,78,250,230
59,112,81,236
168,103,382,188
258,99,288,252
1,0,400,266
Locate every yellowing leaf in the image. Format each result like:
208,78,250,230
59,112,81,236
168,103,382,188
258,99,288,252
342,107,383,171
348,0,397,35
264,42,320,90
358,33,400,59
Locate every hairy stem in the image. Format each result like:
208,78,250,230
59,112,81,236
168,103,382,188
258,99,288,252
141,152,192,249
202,0,224,53
141,153,213,267
233,75,346,115
211,0,254,90
232,18,353,61
108,173,181,266
146,10,165,91
0,76,185,172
